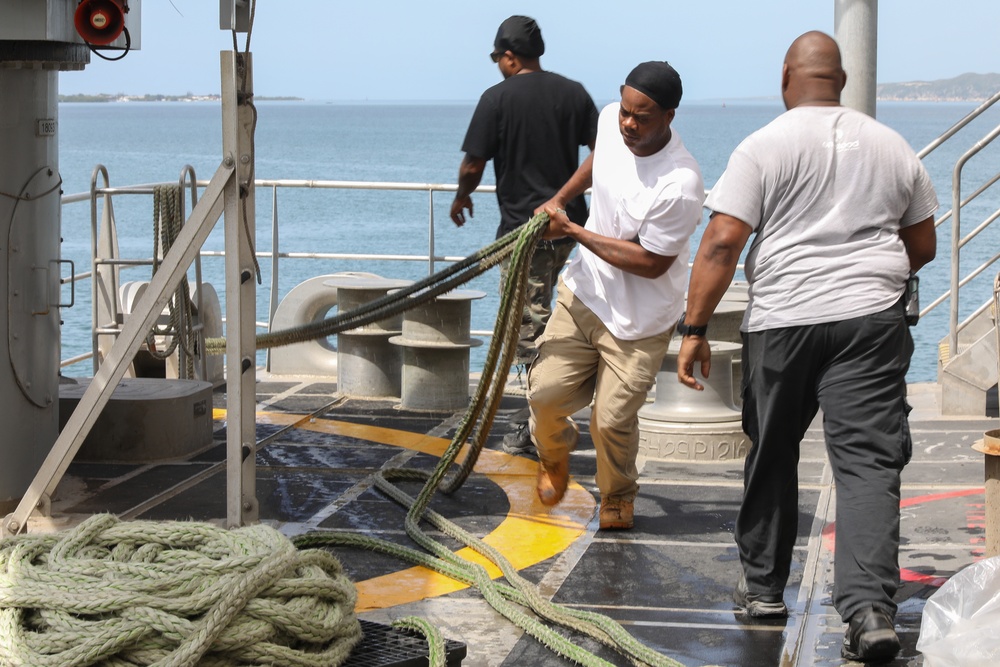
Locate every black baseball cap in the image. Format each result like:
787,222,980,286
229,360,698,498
491,16,545,61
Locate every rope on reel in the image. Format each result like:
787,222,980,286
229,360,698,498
148,184,197,378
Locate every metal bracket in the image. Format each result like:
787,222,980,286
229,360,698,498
219,0,251,32
56,258,75,308
2,493,49,537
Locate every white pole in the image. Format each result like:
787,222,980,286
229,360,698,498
835,0,878,118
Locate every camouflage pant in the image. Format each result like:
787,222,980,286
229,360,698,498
500,240,576,367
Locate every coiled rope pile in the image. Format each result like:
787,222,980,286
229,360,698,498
0,514,361,666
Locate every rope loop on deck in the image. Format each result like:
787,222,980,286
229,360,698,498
0,514,361,667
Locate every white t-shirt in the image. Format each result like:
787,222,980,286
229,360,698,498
705,105,939,332
563,103,705,340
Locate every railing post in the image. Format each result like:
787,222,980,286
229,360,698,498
428,189,436,276
266,184,279,373
950,161,963,359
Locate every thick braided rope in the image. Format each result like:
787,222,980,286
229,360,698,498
295,216,623,667
294,217,691,667
203,221,524,355
0,514,361,667
434,212,542,493
149,184,196,377
391,617,445,667
373,471,687,667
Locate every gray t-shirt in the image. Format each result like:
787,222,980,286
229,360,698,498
706,105,938,332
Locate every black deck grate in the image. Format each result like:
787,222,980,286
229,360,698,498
343,619,467,667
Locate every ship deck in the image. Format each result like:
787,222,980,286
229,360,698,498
48,376,994,667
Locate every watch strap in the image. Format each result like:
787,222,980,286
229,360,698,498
677,314,708,337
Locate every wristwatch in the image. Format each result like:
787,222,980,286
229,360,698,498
676,313,708,338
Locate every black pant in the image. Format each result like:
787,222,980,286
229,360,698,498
737,299,912,621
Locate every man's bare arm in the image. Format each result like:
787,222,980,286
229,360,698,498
677,212,753,390
542,205,674,278
898,216,936,273
450,154,487,226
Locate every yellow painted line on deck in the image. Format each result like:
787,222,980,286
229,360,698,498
219,409,595,611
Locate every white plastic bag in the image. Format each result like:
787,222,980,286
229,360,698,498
917,555,1000,666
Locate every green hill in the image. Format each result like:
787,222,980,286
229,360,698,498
877,72,1000,102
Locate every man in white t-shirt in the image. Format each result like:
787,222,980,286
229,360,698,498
527,61,704,531
677,32,937,663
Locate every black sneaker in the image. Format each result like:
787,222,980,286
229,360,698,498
841,606,900,663
733,575,788,618
501,422,534,455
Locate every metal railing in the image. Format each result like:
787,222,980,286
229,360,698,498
59,174,505,371
78,165,209,378
915,91,1000,358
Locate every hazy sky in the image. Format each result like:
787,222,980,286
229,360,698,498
60,1,1000,103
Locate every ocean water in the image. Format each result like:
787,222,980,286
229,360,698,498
56,99,1000,383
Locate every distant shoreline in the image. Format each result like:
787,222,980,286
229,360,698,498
57,93,303,103
59,71,1000,106
57,95,994,106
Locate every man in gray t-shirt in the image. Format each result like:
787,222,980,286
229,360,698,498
676,31,937,664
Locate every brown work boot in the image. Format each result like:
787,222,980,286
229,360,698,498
534,419,578,506
536,454,569,506
599,496,634,530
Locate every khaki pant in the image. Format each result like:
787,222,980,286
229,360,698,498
527,280,672,500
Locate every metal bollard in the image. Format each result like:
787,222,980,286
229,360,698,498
389,289,484,411
325,275,411,398
638,340,750,462
974,430,1000,558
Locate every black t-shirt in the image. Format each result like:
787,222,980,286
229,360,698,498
461,71,599,238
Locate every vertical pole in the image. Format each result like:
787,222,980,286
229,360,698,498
0,66,60,515
988,278,1000,558
266,184,279,373
221,51,258,527
834,0,878,118
987,452,1000,558
428,190,436,275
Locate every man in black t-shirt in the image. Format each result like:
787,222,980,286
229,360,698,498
450,15,598,454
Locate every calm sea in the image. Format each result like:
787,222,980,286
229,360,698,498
56,100,1000,383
